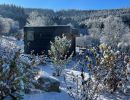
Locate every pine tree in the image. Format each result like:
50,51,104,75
49,34,73,76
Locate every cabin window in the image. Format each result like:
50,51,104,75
27,31,34,41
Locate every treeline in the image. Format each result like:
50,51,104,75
0,4,27,36
0,4,27,28
0,4,130,36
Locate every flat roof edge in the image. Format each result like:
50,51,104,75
24,25,72,28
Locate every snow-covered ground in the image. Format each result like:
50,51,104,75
24,90,72,100
0,36,24,51
24,64,130,100
1,36,130,100
23,64,73,100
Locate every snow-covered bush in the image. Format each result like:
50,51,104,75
64,43,129,99
26,11,54,26
64,54,101,100
0,36,17,63
49,34,73,76
0,49,39,99
90,43,129,93
0,16,19,36
101,16,130,48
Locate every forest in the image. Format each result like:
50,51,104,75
0,4,130,35
0,4,130,100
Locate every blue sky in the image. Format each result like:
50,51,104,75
0,0,130,10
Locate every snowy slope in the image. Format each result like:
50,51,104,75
24,64,130,100
24,64,73,100
1,36,129,100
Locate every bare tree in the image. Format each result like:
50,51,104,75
0,16,19,35
101,16,130,47
26,11,54,26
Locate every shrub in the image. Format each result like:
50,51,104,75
0,50,38,99
49,34,73,76
86,44,129,93
64,54,101,100
64,43,129,99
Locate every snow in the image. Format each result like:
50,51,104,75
0,35,24,53
1,36,130,100
24,63,130,100
36,64,59,81
23,62,88,100
24,64,73,100
98,92,130,100
24,90,73,100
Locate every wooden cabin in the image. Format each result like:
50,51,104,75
24,25,78,55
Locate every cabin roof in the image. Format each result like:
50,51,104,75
24,25,72,28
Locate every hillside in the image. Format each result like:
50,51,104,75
0,4,130,36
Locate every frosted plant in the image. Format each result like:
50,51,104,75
26,11,54,26
0,50,39,99
64,43,129,100
101,16,130,47
94,43,129,93
64,53,101,100
49,34,73,76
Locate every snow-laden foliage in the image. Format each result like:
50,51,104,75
26,11,54,26
101,16,130,47
96,43,129,93
76,35,100,48
64,43,130,100
1,4,130,28
0,37,41,99
0,36,18,63
0,15,19,35
0,50,39,99
81,16,130,49
86,43,129,93
49,34,73,76
64,52,101,100
64,62,101,100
